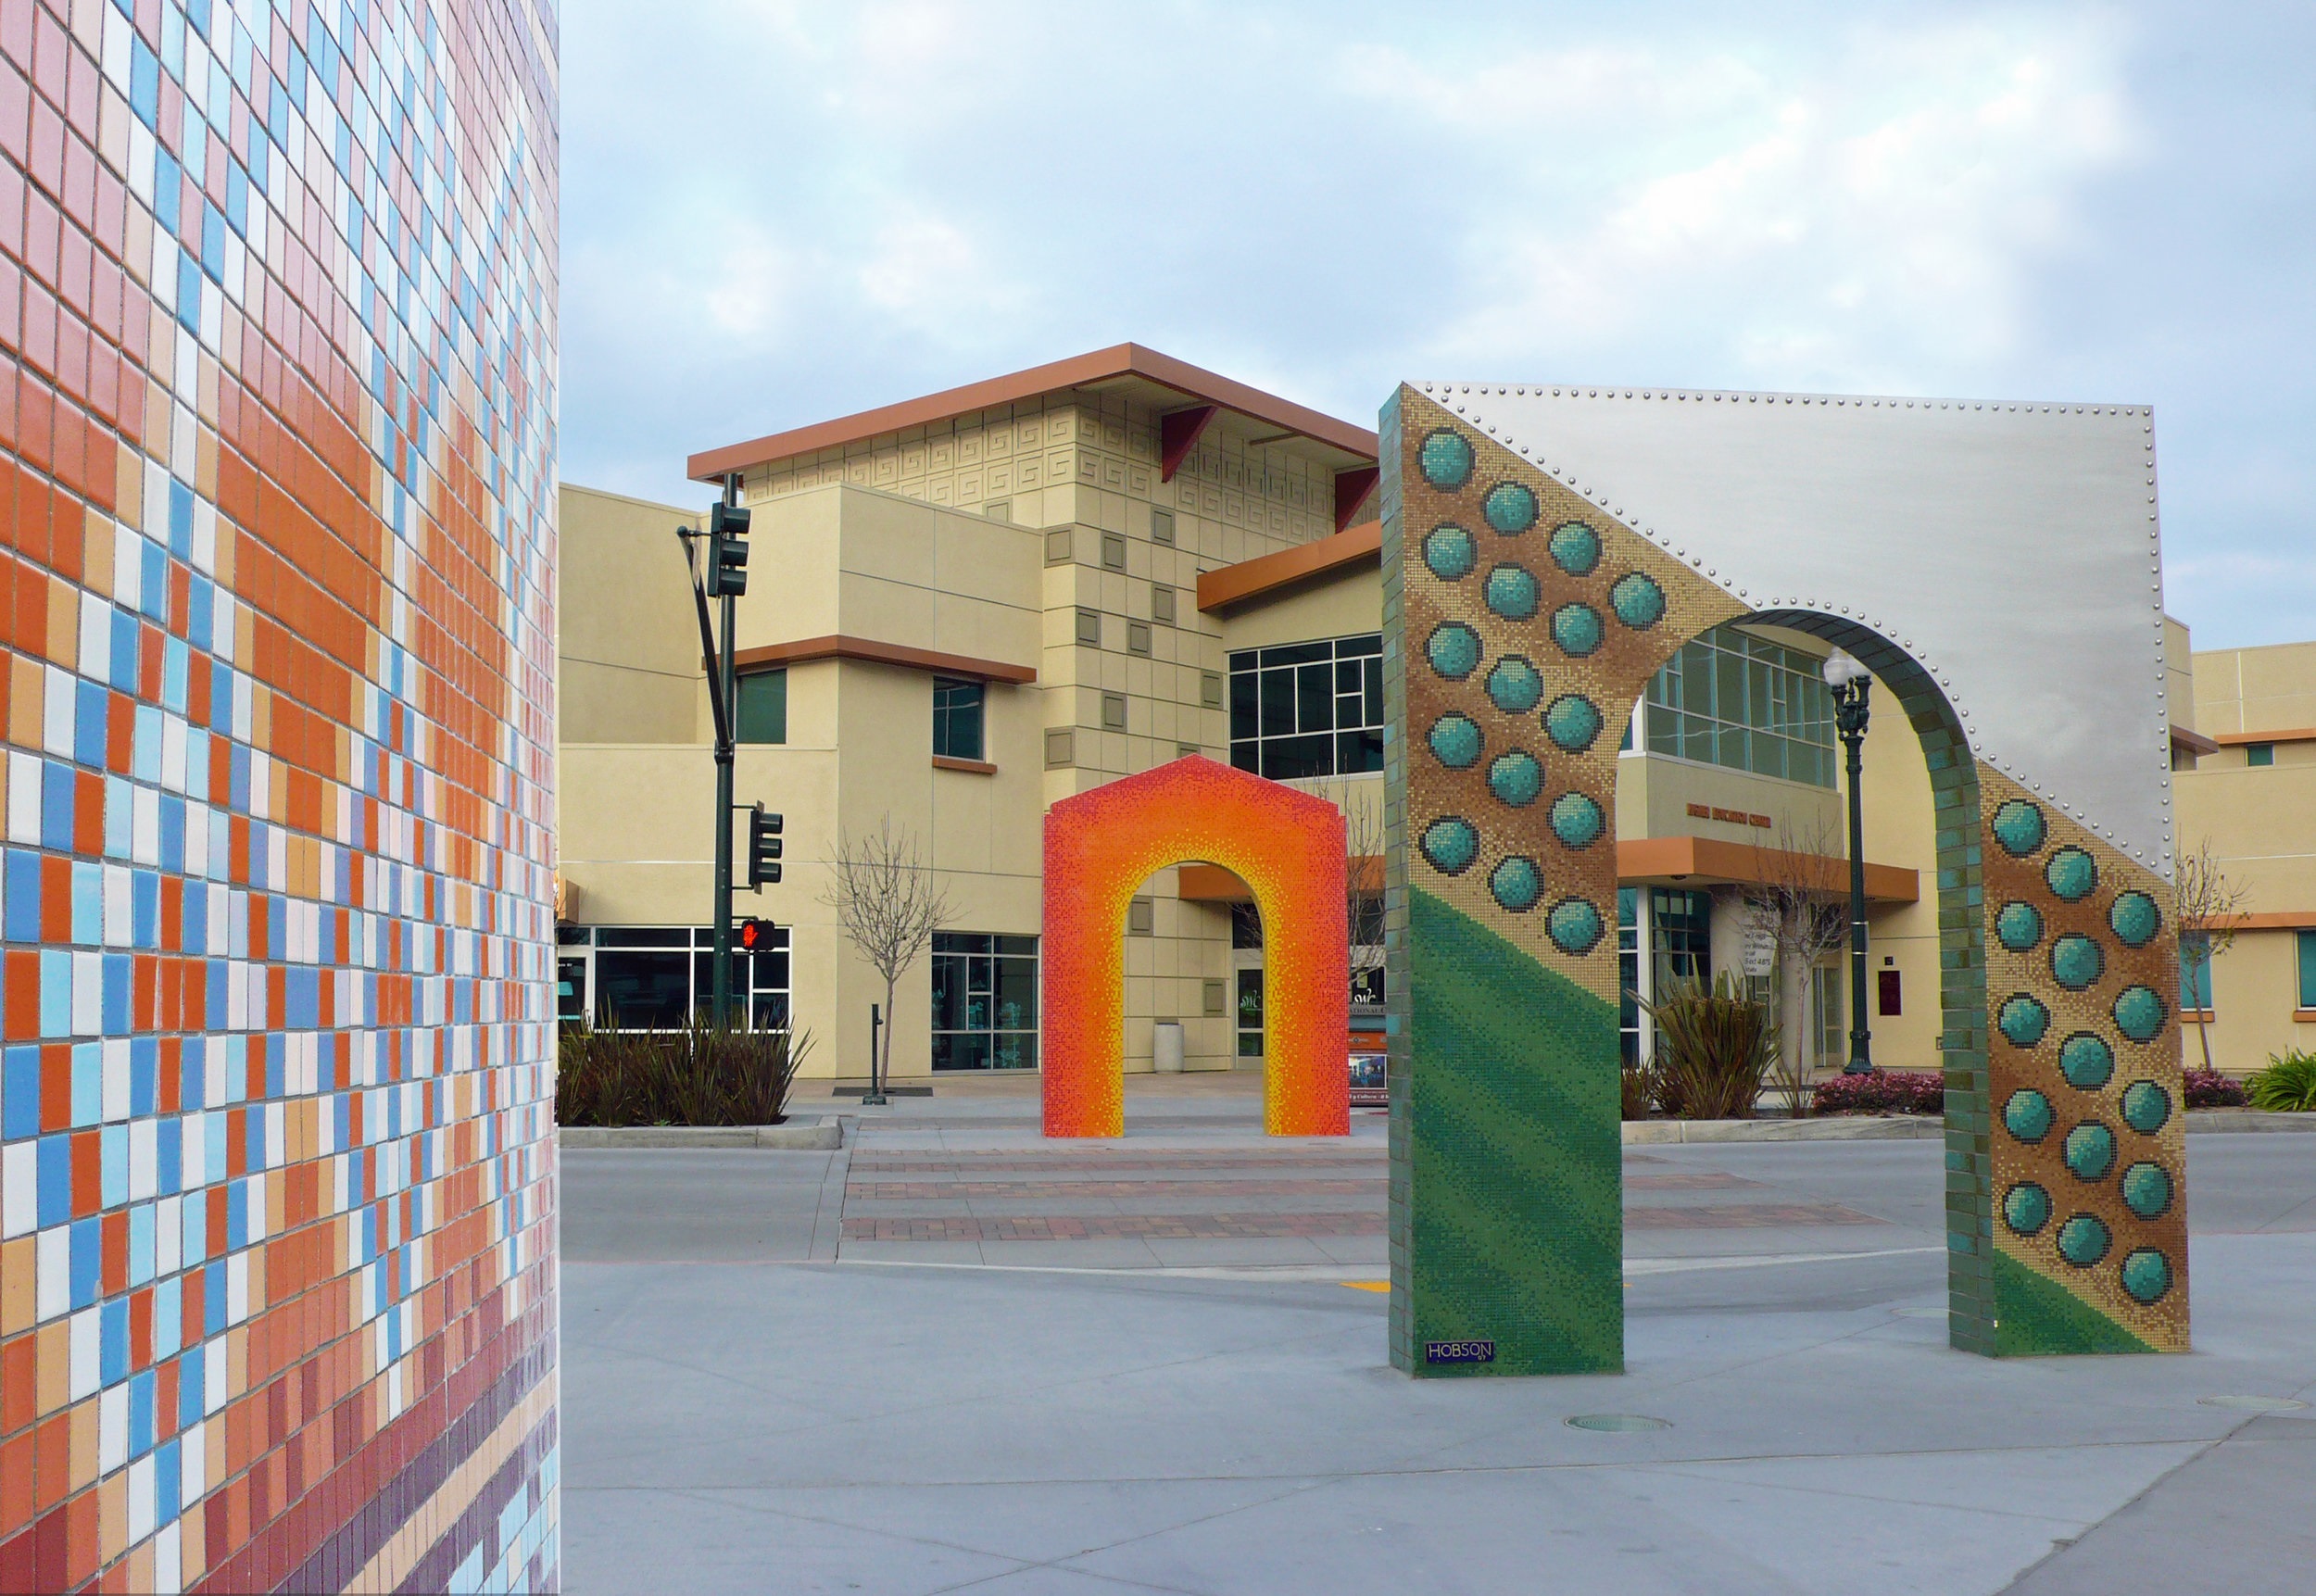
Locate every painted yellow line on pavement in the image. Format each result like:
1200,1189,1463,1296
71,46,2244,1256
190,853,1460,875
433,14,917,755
1341,1281,1390,1292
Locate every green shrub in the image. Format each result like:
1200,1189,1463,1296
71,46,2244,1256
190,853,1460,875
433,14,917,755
557,1020,812,1127
2247,1049,2316,1113
1636,974,1773,1120
1620,1066,1654,1121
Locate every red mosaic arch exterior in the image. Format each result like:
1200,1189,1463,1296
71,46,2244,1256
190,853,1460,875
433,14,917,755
1042,758,1348,1137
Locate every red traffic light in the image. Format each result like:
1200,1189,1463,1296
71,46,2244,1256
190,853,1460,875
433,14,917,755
737,917,776,951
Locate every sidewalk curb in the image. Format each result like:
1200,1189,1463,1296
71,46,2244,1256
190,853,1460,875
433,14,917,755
1623,1109,2316,1143
558,1117,844,1150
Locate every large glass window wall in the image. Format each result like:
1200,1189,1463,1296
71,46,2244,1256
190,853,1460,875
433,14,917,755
932,933,1039,1070
1643,624,1837,788
555,924,791,1031
1228,633,1385,780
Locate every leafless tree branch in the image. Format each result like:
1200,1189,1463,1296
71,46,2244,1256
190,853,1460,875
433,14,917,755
2173,836,2250,1072
1739,815,1850,1116
819,818,957,1086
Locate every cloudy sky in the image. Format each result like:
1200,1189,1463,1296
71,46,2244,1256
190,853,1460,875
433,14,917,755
556,0,2313,649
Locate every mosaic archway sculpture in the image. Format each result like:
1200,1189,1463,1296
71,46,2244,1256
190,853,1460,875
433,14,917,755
1043,757,1349,1137
1384,383,2187,1376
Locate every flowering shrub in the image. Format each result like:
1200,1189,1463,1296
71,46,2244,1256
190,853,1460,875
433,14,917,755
2184,1068,2248,1109
1812,1070,1945,1116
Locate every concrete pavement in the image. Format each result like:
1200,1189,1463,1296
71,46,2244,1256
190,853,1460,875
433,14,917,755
558,1075,2316,1594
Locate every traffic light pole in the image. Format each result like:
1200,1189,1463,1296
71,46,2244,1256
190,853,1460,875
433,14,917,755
680,475,750,1032
711,570,737,1030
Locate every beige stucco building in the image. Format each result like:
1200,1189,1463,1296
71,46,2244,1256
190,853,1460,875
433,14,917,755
553,347,2309,1084
2171,637,2316,1070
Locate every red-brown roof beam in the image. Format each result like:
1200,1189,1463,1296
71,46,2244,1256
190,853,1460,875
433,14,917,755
685,344,1379,484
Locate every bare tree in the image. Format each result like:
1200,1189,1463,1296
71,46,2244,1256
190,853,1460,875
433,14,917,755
1740,816,1850,1116
1323,779,1389,1011
820,818,957,1093
2173,836,2249,1072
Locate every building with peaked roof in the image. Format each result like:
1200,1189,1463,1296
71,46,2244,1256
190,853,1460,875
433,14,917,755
554,350,2304,1086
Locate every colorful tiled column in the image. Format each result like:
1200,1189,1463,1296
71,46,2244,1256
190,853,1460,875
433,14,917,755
0,0,560,1588
1381,382,2188,1375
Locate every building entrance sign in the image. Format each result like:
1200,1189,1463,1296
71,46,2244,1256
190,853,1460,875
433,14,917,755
1043,759,1349,1136
1385,383,2188,1375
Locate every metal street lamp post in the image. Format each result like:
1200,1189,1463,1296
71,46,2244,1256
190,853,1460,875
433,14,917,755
1823,647,1874,1074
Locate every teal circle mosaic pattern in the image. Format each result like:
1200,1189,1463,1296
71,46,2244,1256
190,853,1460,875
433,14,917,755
1995,901,2044,952
1551,603,1605,658
1429,713,1484,770
1549,792,1604,849
2058,1032,2116,1090
2003,1182,2052,1236
1991,799,2047,858
1484,482,1539,534
1486,564,1541,622
2005,1088,2055,1143
2113,985,2168,1043
2120,1080,2171,1134
2108,890,2161,948
1424,524,1477,582
2045,846,2098,902
1548,521,1601,575
2063,1121,2117,1182
1543,695,1604,753
1421,817,1479,876
1608,572,1666,630
1420,428,1475,489
2056,1213,2112,1267
2121,1162,2172,1220
1490,856,1542,912
1998,994,2051,1049
1548,898,1605,954
2050,934,2105,992
1427,622,1482,680
1485,657,1542,714
2121,1247,2171,1303
1489,751,1543,808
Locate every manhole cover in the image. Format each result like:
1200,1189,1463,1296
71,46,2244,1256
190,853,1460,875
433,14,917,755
2197,1395,2309,1413
1566,1414,1671,1433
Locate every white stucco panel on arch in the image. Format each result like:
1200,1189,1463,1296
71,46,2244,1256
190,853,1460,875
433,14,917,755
1417,383,2175,876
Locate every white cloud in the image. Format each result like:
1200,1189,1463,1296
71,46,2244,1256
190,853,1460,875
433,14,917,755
555,0,2315,648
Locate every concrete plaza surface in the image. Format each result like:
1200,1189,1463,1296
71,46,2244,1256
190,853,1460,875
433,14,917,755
560,1077,2316,1594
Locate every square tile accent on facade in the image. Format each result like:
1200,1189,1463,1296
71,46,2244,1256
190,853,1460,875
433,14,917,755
0,0,560,1587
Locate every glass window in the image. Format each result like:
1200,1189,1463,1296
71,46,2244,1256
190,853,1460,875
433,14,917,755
1237,967,1265,1057
1617,887,1641,1066
576,924,791,1030
736,669,787,744
931,932,1038,1070
1643,624,1835,788
1812,963,1845,1069
2246,743,2275,767
1229,633,1386,779
2298,930,2316,1009
2180,939,2213,1012
593,950,690,1029
1651,888,1711,991
933,678,985,761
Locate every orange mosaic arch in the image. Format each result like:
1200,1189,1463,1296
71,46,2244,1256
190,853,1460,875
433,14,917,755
1043,758,1350,1137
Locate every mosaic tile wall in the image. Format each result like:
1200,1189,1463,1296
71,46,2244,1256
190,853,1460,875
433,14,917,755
0,0,560,1588
1380,384,2186,1375
1043,756,1345,1137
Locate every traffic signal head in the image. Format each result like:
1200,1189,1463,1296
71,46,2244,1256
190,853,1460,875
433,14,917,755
748,805,784,888
737,917,776,952
705,503,751,598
